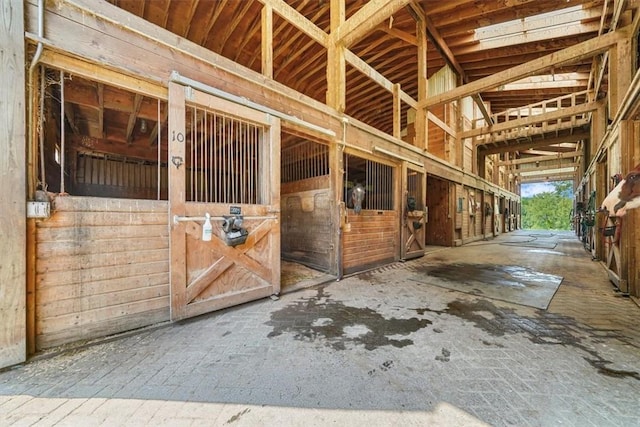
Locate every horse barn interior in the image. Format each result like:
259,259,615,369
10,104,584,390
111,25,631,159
2,0,640,369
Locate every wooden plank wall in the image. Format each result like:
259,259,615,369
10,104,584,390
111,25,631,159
343,211,397,274
35,197,170,349
0,0,26,368
71,152,168,200
281,176,333,272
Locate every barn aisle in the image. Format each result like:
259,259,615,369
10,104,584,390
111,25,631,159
1,230,639,426
280,260,335,294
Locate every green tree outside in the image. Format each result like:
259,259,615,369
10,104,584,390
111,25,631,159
521,181,573,230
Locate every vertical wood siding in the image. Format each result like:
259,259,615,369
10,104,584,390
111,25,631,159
281,176,333,272
35,197,170,349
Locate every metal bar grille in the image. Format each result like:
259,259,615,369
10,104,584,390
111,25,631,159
407,171,424,210
344,154,394,211
281,139,329,183
186,105,264,204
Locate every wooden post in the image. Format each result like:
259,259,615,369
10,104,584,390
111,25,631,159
327,0,346,113
392,83,401,139
168,82,187,320
261,4,273,79
631,121,640,297
416,18,428,150
0,0,27,368
621,120,638,296
608,36,633,119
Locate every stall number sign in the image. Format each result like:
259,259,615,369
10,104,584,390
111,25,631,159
230,206,242,215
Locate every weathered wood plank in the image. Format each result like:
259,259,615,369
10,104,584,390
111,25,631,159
37,273,168,301
0,0,26,368
36,260,169,288
41,211,168,228
36,235,168,257
36,248,169,274
36,307,169,349
37,284,169,318
52,196,167,212
36,298,169,341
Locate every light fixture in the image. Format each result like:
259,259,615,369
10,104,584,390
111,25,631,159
140,119,147,133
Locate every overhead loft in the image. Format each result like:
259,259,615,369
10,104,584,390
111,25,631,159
98,0,626,185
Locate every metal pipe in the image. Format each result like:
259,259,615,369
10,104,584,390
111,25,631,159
38,66,46,191
173,214,277,225
60,70,65,193
27,0,45,197
169,71,336,138
157,99,161,200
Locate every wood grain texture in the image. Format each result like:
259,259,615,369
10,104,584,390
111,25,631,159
0,0,27,368
343,210,398,274
35,197,170,350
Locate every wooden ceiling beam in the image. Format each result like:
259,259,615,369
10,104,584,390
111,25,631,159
418,27,628,109
333,0,413,47
378,25,417,46
462,99,601,139
478,117,591,145
498,151,580,166
453,22,601,55
125,94,143,145
478,129,590,155
258,0,328,47
518,173,576,183
516,164,579,175
188,0,226,46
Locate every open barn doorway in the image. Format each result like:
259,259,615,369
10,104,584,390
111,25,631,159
280,131,336,293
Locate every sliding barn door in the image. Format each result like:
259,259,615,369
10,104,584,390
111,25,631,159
401,165,426,260
168,82,280,321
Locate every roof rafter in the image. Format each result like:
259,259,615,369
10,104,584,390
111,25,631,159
419,26,629,109
333,0,413,47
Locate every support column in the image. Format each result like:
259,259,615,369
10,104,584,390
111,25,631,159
608,36,633,119
261,4,273,79
327,0,346,113
0,0,27,368
416,18,428,150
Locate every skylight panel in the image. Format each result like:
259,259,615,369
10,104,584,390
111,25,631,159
474,5,597,46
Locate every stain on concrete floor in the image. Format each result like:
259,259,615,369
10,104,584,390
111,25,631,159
409,262,563,309
415,299,640,381
266,286,432,351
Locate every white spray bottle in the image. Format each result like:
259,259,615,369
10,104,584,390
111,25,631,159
202,213,212,241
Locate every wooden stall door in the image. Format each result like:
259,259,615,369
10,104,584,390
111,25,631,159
401,165,426,260
426,176,452,246
168,82,281,321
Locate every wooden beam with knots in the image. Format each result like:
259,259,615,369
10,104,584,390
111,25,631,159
332,0,413,47
418,27,630,110
462,100,603,140
478,129,590,156
126,94,143,145
257,0,329,47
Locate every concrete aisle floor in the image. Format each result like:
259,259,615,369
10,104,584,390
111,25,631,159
1,230,639,426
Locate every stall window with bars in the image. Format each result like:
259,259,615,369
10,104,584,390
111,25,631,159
344,153,394,211
281,139,329,183
186,105,264,204
407,171,424,210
